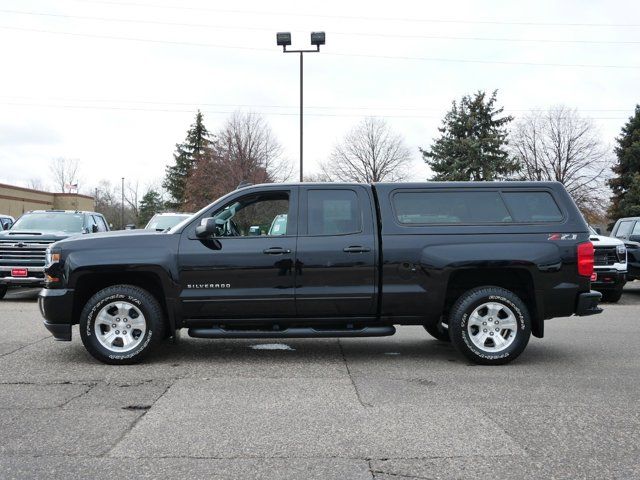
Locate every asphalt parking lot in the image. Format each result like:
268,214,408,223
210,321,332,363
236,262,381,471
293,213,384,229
0,284,639,479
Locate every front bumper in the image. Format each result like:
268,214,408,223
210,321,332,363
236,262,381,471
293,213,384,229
0,266,45,287
38,288,74,341
575,290,603,316
592,268,626,290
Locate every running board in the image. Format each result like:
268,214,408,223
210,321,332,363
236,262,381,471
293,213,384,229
187,325,396,339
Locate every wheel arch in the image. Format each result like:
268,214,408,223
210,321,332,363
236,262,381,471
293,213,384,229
71,271,174,333
444,267,543,338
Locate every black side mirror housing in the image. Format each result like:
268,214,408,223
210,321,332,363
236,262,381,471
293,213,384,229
91,224,99,233
196,218,219,238
2,223,8,231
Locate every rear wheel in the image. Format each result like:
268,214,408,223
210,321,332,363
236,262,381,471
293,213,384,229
449,286,531,365
79,285,165,365
0,285,7,300
602,288,623,303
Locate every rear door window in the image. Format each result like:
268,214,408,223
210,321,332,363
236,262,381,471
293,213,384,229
307,189,361,235
393,191,512,224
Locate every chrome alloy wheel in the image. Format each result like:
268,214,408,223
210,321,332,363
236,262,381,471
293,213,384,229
467,301,518,353
94,301,147,353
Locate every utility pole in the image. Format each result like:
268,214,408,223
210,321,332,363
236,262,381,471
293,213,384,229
121,177,124,229
276,31,325,182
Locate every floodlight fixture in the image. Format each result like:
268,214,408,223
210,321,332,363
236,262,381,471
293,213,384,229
276,32,292,47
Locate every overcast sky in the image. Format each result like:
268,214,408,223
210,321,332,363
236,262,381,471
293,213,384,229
0,0,638,194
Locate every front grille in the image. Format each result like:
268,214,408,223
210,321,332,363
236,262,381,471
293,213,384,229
0,240,54,266
594,246,618,266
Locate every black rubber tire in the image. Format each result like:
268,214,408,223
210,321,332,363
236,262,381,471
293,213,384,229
79,285,165,365
0,285,7,300
449,286,531,366
601,288,623,303
423,321,451,342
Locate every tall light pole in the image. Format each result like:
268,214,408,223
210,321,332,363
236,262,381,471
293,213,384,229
276,31,325,182
121,177,125,230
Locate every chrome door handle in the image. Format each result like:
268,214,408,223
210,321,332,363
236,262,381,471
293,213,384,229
343,246,371,253
263,247,291,255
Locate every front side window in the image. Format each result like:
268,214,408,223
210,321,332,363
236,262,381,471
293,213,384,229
307,189,361,235
211,192,289,237
393,191,512,224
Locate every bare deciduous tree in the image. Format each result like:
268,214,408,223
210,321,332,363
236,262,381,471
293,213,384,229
322,117,412,183
184,111,290,210
27,178,45,191
124,180,140,222
511,106,612,220
49,158,80,192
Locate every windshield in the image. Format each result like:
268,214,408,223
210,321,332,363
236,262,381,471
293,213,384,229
12,212,85,233
145,215,191,231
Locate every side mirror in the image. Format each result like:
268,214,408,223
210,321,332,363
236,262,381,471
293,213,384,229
2,223,8,231
196,218,220,238
594,227,602,235
91,224,99,233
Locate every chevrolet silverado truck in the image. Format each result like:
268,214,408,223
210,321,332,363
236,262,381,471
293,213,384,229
0,210,109,299
589,226,627,302
39,182,602,365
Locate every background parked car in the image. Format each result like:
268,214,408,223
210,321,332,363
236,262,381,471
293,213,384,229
0,210,109,299
589,226,627,302
0,214,14,230
610,217,640,282
144,212,192,232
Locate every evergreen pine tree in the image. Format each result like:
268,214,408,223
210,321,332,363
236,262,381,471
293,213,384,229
138,189,164,226
421,90,516,181
163,110,212,209
608,105,640,221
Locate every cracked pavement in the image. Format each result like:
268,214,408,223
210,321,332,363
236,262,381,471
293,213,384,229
0,284,639,479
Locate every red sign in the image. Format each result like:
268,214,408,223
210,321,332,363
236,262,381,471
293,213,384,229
11,268,28,277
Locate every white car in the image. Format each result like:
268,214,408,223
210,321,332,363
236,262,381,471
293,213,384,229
589,226,627,302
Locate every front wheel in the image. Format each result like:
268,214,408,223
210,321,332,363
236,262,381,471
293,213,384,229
79,285,165,365
449,286,531,365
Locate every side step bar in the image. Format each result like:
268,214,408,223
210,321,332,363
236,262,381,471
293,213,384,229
188,325,396,339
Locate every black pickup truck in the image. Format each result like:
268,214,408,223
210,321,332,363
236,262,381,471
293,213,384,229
39,182,601,365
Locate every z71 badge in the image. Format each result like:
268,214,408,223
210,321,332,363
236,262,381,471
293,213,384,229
548,233,577,241
186,283,231,289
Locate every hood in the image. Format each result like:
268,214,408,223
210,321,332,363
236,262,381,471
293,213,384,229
54,229,170,249
589,234,624,247
0,229,73,241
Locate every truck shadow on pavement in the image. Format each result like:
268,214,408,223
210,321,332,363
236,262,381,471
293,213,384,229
53,334,568,368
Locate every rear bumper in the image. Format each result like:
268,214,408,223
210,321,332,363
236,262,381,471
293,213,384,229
575,290,603,316
38,288,74,341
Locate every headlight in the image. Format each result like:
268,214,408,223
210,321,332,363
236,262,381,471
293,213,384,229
616,244,626,262
45,247,60,266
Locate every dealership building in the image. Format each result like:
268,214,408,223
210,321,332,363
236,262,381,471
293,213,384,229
0,183,95,219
